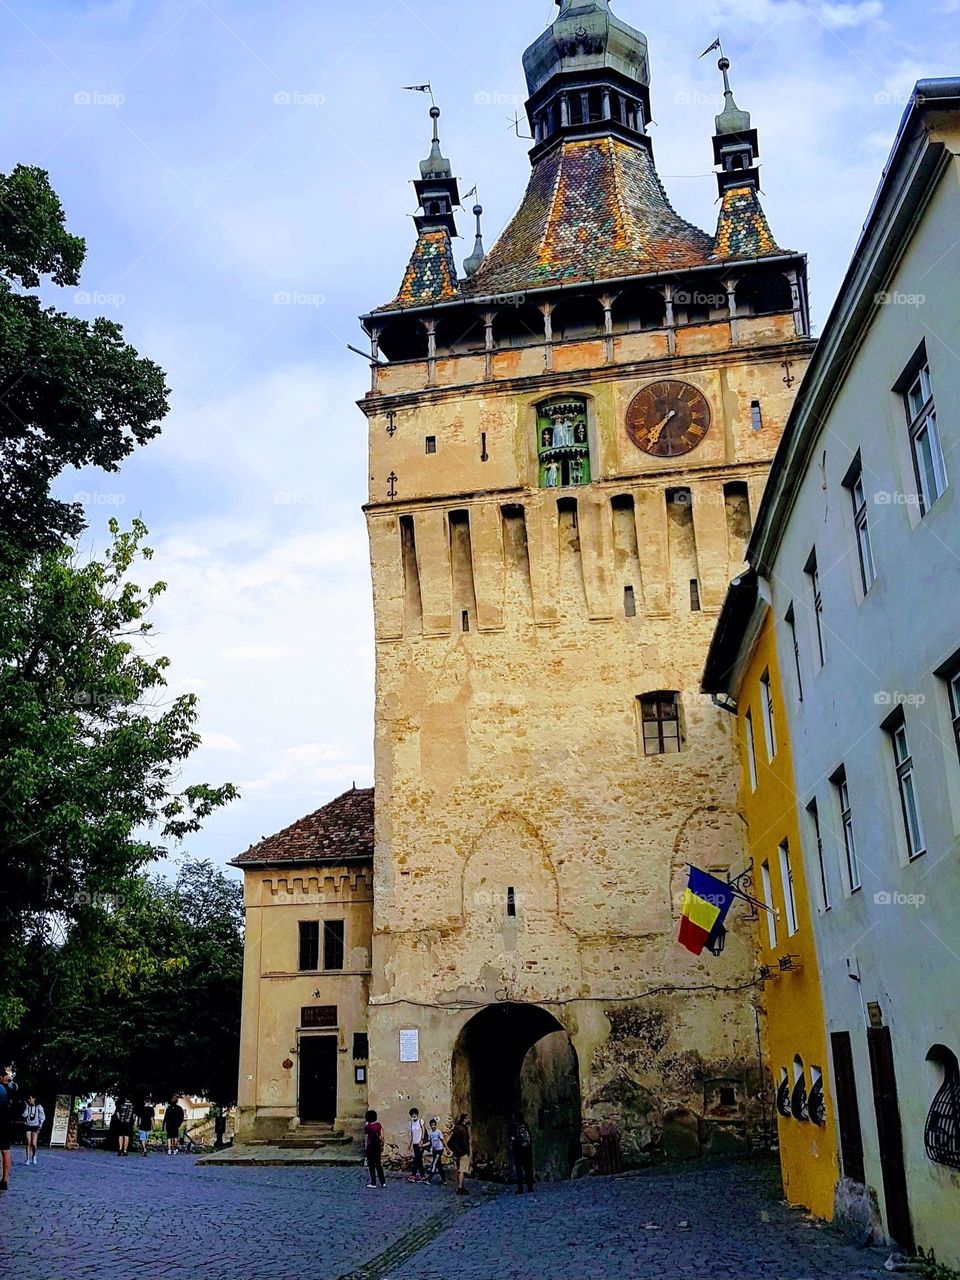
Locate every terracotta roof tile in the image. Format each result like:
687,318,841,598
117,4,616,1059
713,183,782,261
378,228,461,311
231,786,374,868
466,137,715,295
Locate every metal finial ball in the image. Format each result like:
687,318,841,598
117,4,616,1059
473,203,483,216
718,56,730,71
430,106,441,119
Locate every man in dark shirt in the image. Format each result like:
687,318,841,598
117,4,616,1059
164,1097,185,1154
137,1100,155,1155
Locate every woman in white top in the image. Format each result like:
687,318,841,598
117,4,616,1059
23,1095,44,1166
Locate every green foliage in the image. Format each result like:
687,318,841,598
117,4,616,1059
0,520,238,1032
0,164,169,552
12,860,244,1106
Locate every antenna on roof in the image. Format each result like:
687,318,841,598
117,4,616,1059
511,110,534,141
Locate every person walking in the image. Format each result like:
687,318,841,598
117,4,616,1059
115,1095,135,1157
22,1094,45,1166
363,1109,386,1189
448,1113,471,1196
426,1117,446,1184
164,1097,185,1154
137,1099,155,1155
0,1064,19,1191
406,1107,426,1183
509,1110,534,1193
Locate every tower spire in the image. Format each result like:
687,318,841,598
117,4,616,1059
414,105,460,236
711,54,760,193
463,200,485,278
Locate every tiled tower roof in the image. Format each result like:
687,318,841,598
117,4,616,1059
379,228,461,311
713,182,782,261
230,786,374,868
466,137,716,296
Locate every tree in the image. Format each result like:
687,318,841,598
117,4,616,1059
0,521,238,1033
13,861,244,1106
0,164,169,554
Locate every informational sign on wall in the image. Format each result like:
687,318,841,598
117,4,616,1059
50,1095,73,1147
399,1029,419,1063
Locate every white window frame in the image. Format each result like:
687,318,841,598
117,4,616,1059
779,840,798,936
760,860,777,949
760,669,776,760
890,717,926,860
807,798,830,911
785,604,803,703
848,461,877,593
744,709,758,792
947,666,960,767
834,770,861,893
905,363,947,515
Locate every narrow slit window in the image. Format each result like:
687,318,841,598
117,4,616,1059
624,585,636,618
690,579,701,612
506,887,516,918
806,549,825,669
461,610,470,632
751,400,763,432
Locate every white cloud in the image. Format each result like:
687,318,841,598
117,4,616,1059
201,732,243,752
818,1,884,29
221,645,292,661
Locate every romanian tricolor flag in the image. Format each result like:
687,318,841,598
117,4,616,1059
678,867,735,956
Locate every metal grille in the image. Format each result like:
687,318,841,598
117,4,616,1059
925,1072,960,1170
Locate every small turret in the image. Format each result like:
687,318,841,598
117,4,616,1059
463,203,485,278
414,106,460,237
711,55,761,193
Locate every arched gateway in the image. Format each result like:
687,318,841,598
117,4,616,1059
451,1003,581,1180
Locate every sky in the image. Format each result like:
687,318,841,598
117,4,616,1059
3,0,957,873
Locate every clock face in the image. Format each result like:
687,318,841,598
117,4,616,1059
626,380,712,458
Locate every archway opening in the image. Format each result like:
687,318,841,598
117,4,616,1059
451,1002,582,1181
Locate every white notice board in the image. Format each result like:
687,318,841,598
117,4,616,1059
399,1029,419,1062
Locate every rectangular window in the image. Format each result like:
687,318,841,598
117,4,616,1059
689,579,701,613
760,861,777,949
353,1032,369,1061
779,840,798,936
785,604,803,702
298,920,320,971
425,436,437,454
846,458,877,593
832,768,860,892
807,798,830,911
744,709,758,792
760,670,776,760
506,886,517,918
639,692,683,756
949,666,960,765
751,400,763,432
323,920,345,971
904,362,947,514
806,549,825,668
888,715,925,859
624,585,636,617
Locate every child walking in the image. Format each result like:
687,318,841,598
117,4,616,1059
363,1109,386,1188
23,1095,44,1166
406,1108,426,1183
426,1117,446,1184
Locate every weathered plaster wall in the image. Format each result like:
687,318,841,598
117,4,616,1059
364,318,813,1170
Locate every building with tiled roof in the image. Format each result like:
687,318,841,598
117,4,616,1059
230,786,373,869
234,787,374,1144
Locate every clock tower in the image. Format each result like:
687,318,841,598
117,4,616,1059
358,0,813,1176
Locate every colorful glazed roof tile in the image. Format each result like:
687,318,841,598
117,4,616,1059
231,786,374,867
378,228,460,311
713,182,781,261
466,137,715,296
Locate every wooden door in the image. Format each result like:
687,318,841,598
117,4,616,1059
299,1036,337,1124
867,1026,913,1252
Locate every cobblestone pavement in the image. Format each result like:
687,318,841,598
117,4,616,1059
0,1151,890,1280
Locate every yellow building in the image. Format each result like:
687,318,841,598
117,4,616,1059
702,571,838,1218
232,788,374,1143
356,4,814,1175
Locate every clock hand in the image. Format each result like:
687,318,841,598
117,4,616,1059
648,410,676,445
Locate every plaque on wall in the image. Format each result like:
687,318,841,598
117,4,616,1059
301,1005,337,1029
399,1028,419,1062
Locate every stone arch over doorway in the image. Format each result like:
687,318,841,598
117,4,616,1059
451,1002,582,1181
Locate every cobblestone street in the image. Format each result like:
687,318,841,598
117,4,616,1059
0,1151,891,1280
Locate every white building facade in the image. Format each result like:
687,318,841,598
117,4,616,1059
748,81,960,1265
